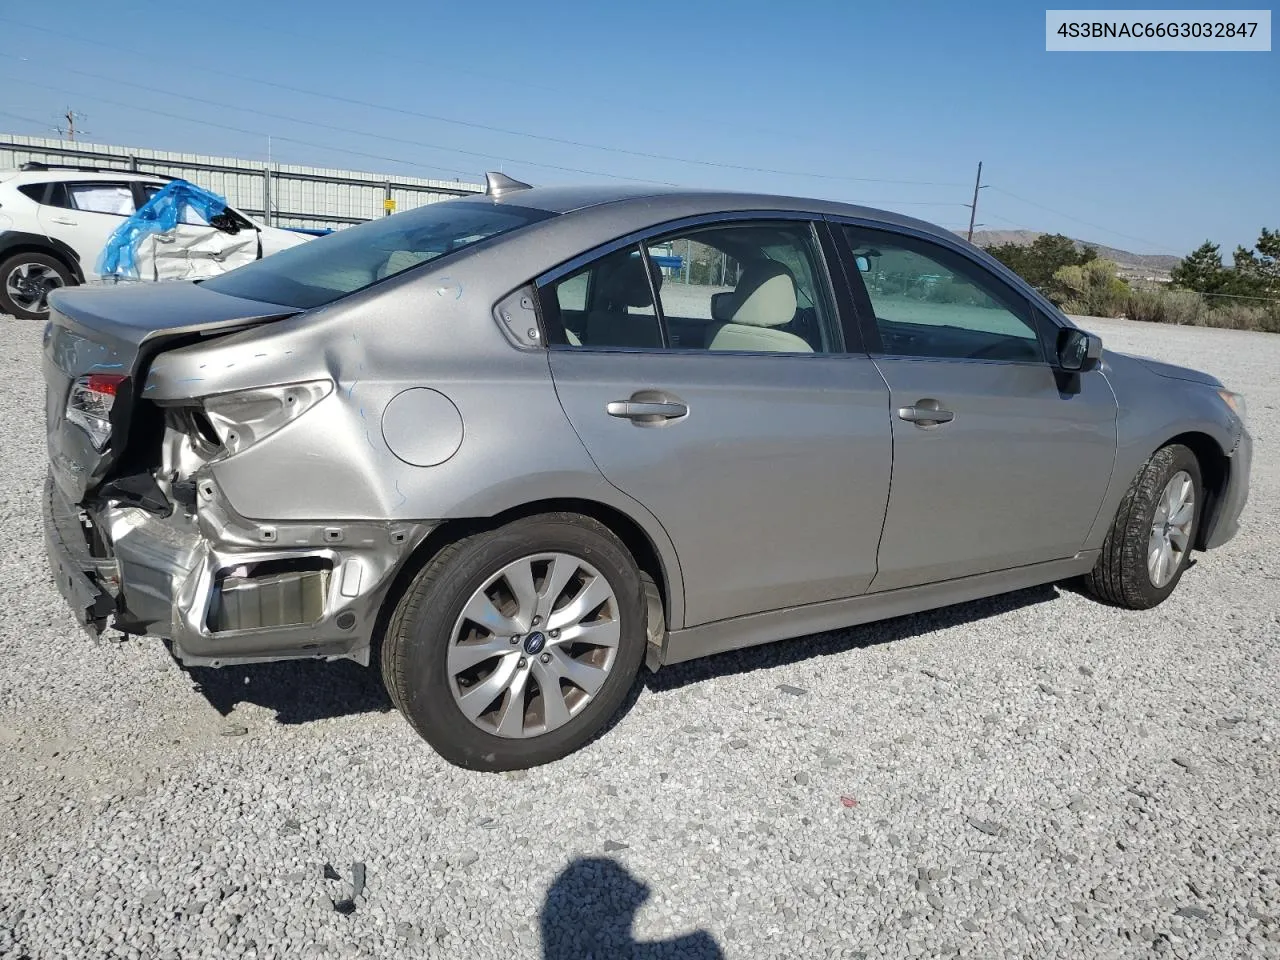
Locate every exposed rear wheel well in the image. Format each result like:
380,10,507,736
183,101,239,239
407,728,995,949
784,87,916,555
371,498,674,664
1164,431,1228,550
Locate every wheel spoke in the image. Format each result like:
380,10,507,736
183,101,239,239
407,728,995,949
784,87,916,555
1169,527,1190,552
1159,543,1174,586
555,617,620,650
547,648,608,695
456,656,520,720
448,636,514,674
1169,500,1194,529
536,554,581,622
461,590,522,637
548,574,613,631
533,663,573,731
502,559,539,631
493,667,531,738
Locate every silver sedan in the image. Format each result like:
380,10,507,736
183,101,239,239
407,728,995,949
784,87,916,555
42,174,1252,769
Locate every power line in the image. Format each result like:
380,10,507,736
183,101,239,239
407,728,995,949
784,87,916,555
0,74,483,181
986,185,1183,255
0,63,678,185
0,60,975,207
0,107,52,130
0,15,965,188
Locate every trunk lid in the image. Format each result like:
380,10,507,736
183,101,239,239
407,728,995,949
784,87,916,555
44,282,298,503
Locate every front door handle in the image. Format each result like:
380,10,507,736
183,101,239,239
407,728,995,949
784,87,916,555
607,400,689,421
897,399,955,427
49,217,78,226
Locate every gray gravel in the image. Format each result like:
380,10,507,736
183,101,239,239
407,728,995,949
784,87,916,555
2,312,1278,959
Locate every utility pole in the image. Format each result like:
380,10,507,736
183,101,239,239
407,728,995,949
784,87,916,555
58,108,86,141
965,161,984,243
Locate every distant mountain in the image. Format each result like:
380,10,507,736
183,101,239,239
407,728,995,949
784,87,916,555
964,229,1180,278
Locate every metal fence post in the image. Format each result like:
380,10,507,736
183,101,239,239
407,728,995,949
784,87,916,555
263,166,273,227
384,181,393,217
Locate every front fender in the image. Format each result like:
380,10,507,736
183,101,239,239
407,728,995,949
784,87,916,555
1082,352,1240,552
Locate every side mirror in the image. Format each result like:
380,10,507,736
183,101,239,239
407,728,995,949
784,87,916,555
1057,328,1103,372
854,255,871,273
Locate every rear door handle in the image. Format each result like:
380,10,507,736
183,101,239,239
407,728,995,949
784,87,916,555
606,400,688,422
49,217,78,225
897,399,955,427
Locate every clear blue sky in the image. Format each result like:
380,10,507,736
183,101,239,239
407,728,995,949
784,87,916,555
1,1,1276,255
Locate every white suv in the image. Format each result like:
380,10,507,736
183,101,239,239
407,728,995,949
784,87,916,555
0,164,309,320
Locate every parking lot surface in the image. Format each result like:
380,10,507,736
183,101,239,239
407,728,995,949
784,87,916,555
1,313,1277,959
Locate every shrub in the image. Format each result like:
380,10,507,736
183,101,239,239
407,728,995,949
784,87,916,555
1207,302,1271,331
1050,259,1128,317
1123,287,1208,326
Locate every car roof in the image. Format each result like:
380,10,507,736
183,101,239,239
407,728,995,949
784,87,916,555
0,168,166,185
459,182,958,245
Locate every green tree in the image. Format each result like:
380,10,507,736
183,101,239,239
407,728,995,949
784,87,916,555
1170,241,1228,293
984,233,1095,292
1228,227,1280,298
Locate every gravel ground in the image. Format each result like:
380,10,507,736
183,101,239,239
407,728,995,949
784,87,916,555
1,312,1277,960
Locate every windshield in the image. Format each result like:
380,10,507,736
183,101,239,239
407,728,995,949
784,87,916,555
202,197,555,308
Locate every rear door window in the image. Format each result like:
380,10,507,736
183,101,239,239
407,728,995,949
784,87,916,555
66,183,136,216
543,220,840,354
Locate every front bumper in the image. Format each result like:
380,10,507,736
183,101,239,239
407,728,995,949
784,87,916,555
43,476,429,667
1204,426,1252,550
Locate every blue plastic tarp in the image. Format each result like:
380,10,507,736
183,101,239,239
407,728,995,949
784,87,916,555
97,179,235,280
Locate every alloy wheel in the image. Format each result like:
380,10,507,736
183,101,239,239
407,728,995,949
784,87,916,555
4,262,64,315
447,552,621,739
1148,470,1194,588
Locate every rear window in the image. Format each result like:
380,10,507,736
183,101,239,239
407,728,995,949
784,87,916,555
202,197,556,309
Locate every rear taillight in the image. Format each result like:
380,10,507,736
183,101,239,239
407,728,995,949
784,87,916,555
66,374,127,450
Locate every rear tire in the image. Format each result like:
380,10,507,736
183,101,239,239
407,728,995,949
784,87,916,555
1085,443,1202,609
0,252,75,321
382,513,646,771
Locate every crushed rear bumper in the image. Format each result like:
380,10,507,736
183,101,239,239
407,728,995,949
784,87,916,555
43,475,429,667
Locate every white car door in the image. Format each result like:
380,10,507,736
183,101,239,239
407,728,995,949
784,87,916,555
34,181,137,281
134,183,262,280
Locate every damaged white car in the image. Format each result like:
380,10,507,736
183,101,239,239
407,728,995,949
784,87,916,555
0,164,308,320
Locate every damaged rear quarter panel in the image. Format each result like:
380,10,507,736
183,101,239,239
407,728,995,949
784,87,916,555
141,249,677,538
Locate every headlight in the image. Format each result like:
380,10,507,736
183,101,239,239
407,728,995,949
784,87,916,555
1217,389,1247,424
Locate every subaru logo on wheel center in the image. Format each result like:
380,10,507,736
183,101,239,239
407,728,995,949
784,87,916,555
523,631,546,655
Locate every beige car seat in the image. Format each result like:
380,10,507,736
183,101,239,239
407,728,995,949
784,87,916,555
701,259,808,353
707,261,811,353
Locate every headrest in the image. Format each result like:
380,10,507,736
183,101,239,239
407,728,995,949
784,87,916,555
598,253,662,309
710,291,734,322
723,261,797,328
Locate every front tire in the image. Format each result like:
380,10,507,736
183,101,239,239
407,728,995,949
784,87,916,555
382,513,647,771
0,252,75,321
1085,443,1202,609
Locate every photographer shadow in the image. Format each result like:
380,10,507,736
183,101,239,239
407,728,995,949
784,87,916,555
541,857,723,959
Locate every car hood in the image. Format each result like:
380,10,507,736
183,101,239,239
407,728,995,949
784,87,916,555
1111,351,1222,388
